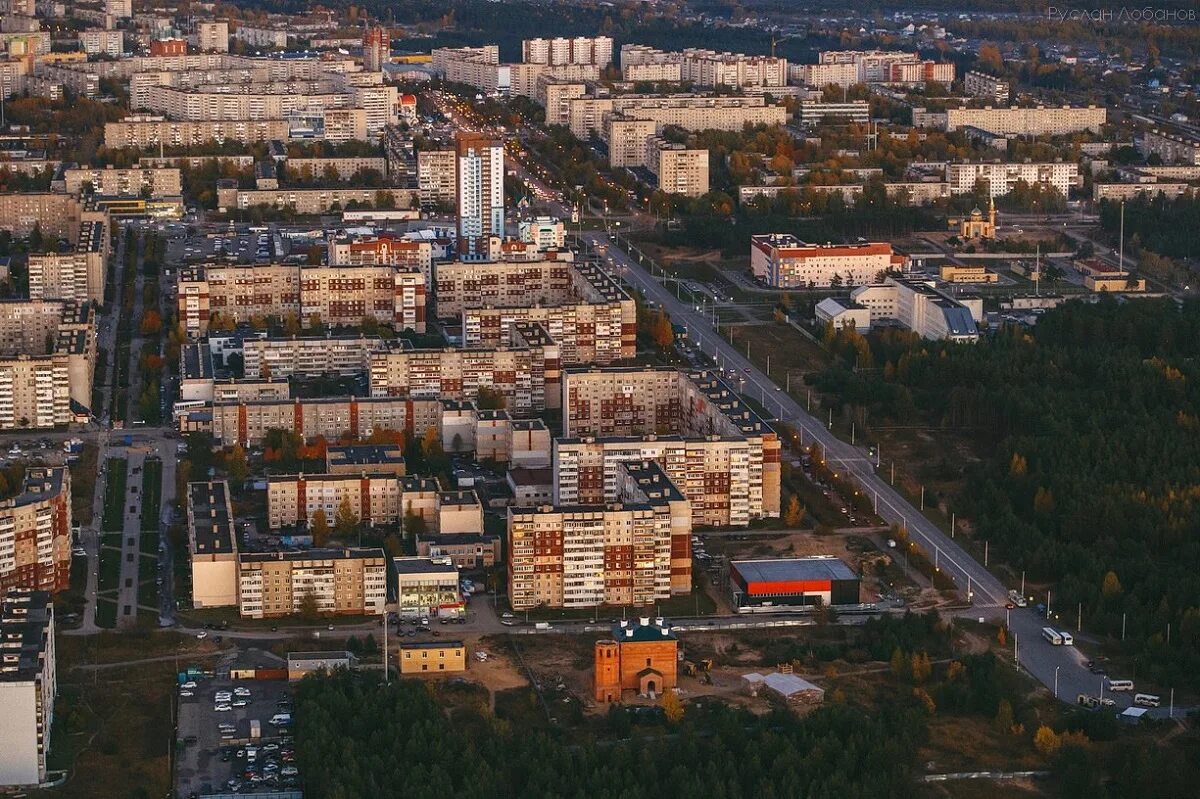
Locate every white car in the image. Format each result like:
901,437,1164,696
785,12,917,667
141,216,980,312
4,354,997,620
195,631,208,639
214,704,233,712
501,612,514,619
179,690,194,698
232,699,249,708
281,766,298,777
179,681,197,689
233,687,251,697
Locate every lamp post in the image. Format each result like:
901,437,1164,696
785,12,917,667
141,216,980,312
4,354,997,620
1054,666,1060,699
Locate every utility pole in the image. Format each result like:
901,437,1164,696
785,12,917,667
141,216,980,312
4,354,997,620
1021,570,1025,597
950,512,955,538
919,485,924,510
1077,602,1082,633
1118,200,1125,275
1121,612,1126,641
984,540,989,567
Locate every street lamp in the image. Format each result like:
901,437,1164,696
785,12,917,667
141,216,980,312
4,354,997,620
1054,666,1060,699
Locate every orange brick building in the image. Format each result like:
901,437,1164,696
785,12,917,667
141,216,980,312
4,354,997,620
594,617,678,702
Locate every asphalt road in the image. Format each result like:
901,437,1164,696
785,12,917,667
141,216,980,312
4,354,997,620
576,228,1185,718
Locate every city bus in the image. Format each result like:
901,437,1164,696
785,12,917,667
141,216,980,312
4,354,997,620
1042,627,1064,645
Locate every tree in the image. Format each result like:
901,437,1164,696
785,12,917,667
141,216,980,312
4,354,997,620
476,386,507,410
660,689,685,723
283,312,301,336
334,497,359,540
1102,571,1123,598
298,588,321,622
139,310,163,336
889,647,907,678
993,699,1015,735
310,509,331,546
225,444,249,487
1034,725,1062,756
783,496,805,528
910,651,932,684
403,503,427,538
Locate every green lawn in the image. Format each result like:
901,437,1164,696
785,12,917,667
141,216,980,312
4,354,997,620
94,598,117,629
97,546,120,595
100,458,128,532
139,458,162,533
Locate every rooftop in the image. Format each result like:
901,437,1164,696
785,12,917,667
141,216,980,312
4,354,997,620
392,556,458,576
188,480,236,556
0,591,53,682
398,640,464,650
609,616,675,643
326,445,405,467
732,556,858,584
240,547,385,564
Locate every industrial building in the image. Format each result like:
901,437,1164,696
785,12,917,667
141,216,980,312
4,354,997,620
729,557,860,609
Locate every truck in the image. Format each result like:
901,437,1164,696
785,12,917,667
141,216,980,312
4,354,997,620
1007,589,1027,607
534,622,551,630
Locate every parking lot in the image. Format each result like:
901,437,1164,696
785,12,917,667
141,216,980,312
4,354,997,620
175,674,301,797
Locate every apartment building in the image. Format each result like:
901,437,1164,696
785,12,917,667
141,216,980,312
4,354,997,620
326,232,432,271
176,262,426,335
508,460,691,610
884,181,951,206
242,335,385,380
286,157,387,181
797,101,870,127
606,117,658,167
433,45,599,98
27,216,107,303
0,468,72,595
435,259,636,364
523,36,613,66
267,472,404,530
208,395,443,447
234,26,289,50
963,71,1010,104
363,26,388,72
150,38,188,57
104,116,294,148
78,29,123,58
0,591,56,786
556,368,781,527
815,49,947,85
750,233,900,288
850,277,980,343
518,216,566,251
215,184,412,215
105,0,130,17
789,61,859,90
647,139,710,197
187,480,239,609
61,165,182,198
946,161,1079,198
679,48,787,88
417,149,456,207
1093,181,1192,201
928,105,1106,135
0,301,94,429
568,93,787,140
0,192,90,239
455,133,504,259
368,329,561,414
538,78,588,126
193,20,228,53
237,548,387,619
1140,130,1200,166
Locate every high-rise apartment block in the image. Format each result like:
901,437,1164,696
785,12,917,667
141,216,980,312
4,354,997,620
555,368,782,527
523,36,613,67
0,301,95,429
508,461,691,610
455,134,504,259
0,469,72,595
417,149,457,207
363,26,389,72
176,263,426,335
647,139,709,197
434,259,636,364
0,591,56,786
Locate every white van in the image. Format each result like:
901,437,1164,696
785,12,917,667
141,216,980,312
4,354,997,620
1134,693,1160,708
269,713,291,726
1108,679,1134,692
1058,631,1074,646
